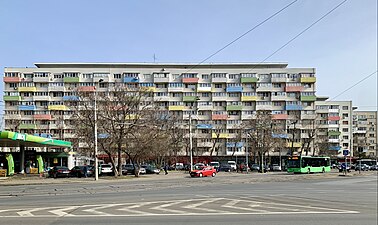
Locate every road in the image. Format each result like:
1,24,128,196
0,172,376,225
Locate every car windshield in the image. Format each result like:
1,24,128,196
102,165,111,168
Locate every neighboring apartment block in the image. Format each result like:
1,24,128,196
3,62,317,160
315,100,354,157
353,111,378,158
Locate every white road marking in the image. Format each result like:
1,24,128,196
183,198,229,213
118,202,154,215
49,206,80,216
151,200,188,214
222,200,269,213
82,203,123,216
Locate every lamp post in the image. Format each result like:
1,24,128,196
189,112,193,171
245,131,249,174
93,79,103,181
290,120,298,156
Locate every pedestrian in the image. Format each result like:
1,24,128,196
164,164,168,175
83,165,88,178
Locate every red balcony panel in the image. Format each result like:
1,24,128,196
182,78,199,83
272,114,288,120
3,77,22,83
78,86,96,92
328,116,340,121
285,86,304,92
212,114,228,120
34,114,52,120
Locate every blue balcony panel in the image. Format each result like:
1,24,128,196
285,105,303,111
123,77,140,83
63,95,80,101
226,142,244,148
98,133,110,139
226,87,243,92
34,133,52,138
19,105,36,111
329,146,341,151
272,133,288,139
196,124,213,129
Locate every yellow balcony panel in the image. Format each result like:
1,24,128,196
300,77,316,83
48,105,68,111
241,96,257,101
19,124,37,129
125,114,140,120
286,142,302,148
141,87,156,92
168,105,184,111
18,87,37,92
212,133,229,139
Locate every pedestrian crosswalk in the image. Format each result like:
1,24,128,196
0,197,358,218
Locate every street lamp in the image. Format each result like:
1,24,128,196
93,79,103,181
189,97,200,171
289,120,298,156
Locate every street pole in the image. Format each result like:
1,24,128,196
245,133,249,174
94,86,99,181
189,112,193,171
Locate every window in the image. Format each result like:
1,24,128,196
343,136,349,140
229,74,239,79
202,74,209,79
113,74,121,79
82,73,93,79
214,84,223,88
342,128,348,132
54,74,63,79
342,121,349,125
342,106,349,110
202,93,210,97
211,73,226,78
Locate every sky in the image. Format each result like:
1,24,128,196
0,0,377,112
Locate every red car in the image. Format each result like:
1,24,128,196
190,166,217,178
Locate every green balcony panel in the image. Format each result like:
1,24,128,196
183,96,199,102
226,105,243,111
300,95,316,101
3,96,21,101
328,131,341,136
241,77,258,83
19,124,37,129
63,77,80,83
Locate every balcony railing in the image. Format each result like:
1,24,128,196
3,77,22,83
168,105,184,111
18,87,37,92
182,78,199,83
226,105,242,111
300,77,316,83
63,77,80,83
3,96,21,101
300,95,316,101
33,114,52,120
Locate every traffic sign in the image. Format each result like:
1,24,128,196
343,150,349,156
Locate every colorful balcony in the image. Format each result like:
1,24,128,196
328,131,341,136
18,105,36,111
140,87,156,92
300,77,316,83
18,87,37,92
3,96,21,101
285,86,304,92
300,95,316,101
34,114,52,120
241,96,257,101
197,86,212,92
226,105,242,111
3,77,22,82
19,124,37,129
272,114,288,120
272,133,288,138
211,114,228,120
182,78,199,83
226,142,243,147
123,77,139,83
241,77,258,83
125,114,139,120
63,77,80,83
328,116,340,121
329,146,341,151
286,142,302,148
226,86,243,92
212,133,229,138
63,95,80,101
196,124,213,129
48,105,68,111
183,96,199,102
78,86,96,92
168,105,184,111
285,104,303,111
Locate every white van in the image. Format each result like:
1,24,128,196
227,161,237,171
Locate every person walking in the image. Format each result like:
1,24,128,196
164,164,168,175
83,165,88,178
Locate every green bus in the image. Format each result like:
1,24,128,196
287,156,331,173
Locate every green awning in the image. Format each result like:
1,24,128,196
0,131,72,148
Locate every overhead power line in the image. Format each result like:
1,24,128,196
329,70,377,101
182,0,298,73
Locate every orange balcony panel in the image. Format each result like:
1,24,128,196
34,114,52,120
272,114,288,120
212,114,228,120
78,86,96,92
285,86,304,92
3,77,22,82
328,116,340,121
182,78,199,83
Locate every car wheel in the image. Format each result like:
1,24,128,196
199,173,203,177
212,172,216,177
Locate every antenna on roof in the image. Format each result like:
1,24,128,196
153,54,157,63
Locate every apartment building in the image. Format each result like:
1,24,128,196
3,63,317,160
353,111,378,158
315,100,354,157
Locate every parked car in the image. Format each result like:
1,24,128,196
250,164,260,171
48,166,70,178
123,164,146,175
70,166,93,177
370,165,378,170
271,164,282,171
227,161,237,171
100,164,114,176
142,165,160,174
355,164,370,171
193,163,206,170
190,166,217,178
209,162,220,171
339,163,351,172
258,165,270,173
218,164,232,172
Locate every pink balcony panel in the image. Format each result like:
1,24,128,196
285,86,304,92
212,114,228,120
34,114,52,120
272,114,288,120
78,86,96,92
3,77,22,83
182,78,199,83
328,116,340,121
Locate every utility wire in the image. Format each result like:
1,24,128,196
182,0,298,73
246,0,348,73
329,70,377,101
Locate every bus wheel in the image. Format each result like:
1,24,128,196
307,169,310,174
322,168,325,173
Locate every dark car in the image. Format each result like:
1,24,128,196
355,164,370,171
70,166,93,178
218,164,232,172
142,165,160,174
122,164,146,175
48,166,70,178
250,164,260,171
